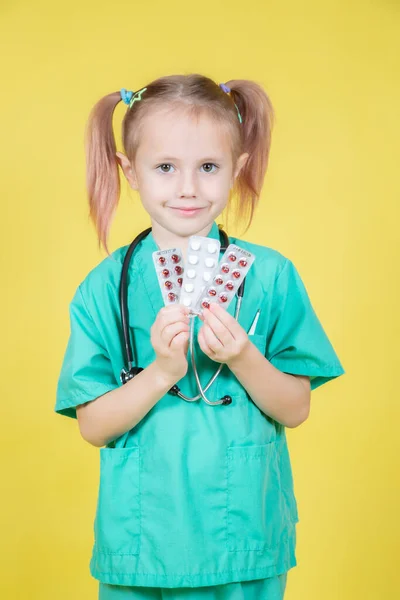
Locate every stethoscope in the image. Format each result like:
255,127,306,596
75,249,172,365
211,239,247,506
119,227,246,406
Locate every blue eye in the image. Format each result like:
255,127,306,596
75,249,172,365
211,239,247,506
156,163,219,174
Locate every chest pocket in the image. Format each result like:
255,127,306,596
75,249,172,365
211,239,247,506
215,333,267,402
247,333,267,353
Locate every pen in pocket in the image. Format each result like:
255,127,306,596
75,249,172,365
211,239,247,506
247,309,260,335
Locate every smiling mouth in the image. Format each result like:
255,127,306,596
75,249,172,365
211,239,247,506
169,207,206,215
170,207,206,211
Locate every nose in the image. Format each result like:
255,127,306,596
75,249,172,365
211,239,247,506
178,169,197,198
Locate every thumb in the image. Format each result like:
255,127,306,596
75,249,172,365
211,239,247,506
171,331,188,349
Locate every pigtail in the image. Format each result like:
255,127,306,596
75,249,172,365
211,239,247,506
225,79,275,232
84,91,123,256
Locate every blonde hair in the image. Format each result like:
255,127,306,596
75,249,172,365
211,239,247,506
84,73,275,255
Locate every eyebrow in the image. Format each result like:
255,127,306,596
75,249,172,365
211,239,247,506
153,156,224,163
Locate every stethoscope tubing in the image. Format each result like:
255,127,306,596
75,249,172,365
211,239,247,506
119,226,244,406
180,292,243,405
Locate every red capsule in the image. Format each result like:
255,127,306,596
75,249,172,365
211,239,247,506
174,265,183,275
164,280,173,289
171,254,180,263
177,277,183,286
158,256,166,265
161,269,170,278
219,293,228,303
214,276,224,286
221,263,230,274
238,258,247,268
225,281,234,291
208,288,217,296
228,252,237,262
201,299,210,309
167,292,177,302
232,270,241,279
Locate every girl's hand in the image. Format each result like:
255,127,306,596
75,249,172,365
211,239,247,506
197,302,250,364
151,304,191,382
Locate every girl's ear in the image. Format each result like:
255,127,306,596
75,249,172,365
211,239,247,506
232,152,249,184
116,151,139,190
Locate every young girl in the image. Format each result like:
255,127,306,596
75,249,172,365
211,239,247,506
55,73,345,600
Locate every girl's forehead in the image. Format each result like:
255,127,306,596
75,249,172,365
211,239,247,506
137,106,232,155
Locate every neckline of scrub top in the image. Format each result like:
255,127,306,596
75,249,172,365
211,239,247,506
141,219,222,254
133,220,237,321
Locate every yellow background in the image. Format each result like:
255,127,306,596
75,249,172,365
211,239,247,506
1,0,398,598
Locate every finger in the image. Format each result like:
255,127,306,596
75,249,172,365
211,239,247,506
198,328,215,356
202,307,234,346
158,306,190,336
207,302,243,339
162,321,190,346
170,330,189,349
161,304,191,320
202,322,223,352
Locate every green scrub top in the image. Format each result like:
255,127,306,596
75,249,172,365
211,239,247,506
55,220,345,588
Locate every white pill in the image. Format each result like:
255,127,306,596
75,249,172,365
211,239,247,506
207,243,217,253
190,240,201,250
187,269,196,279
203,272,211,281
188,255,199,265
184,283,194,292
205,257,215,268
183,297,192,306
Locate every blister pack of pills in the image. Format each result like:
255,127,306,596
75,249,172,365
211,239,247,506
152,248,184,305
193,244,255,313
179,235,221,310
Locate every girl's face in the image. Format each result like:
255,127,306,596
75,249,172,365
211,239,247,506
117,106,248,247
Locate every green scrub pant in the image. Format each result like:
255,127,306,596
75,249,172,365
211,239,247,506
99,574,287,599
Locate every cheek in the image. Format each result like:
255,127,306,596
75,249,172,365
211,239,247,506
140,176,171,202
200,176,231,199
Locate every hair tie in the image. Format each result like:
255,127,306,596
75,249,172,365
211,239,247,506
218,83,242,124
219,83,231,94
120,88,133,105
120,87,148,108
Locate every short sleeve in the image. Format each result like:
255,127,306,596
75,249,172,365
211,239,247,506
55,285,119,419
266,258,345,392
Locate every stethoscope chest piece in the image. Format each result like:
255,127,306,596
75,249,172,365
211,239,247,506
120,366,144,385
221,395,233,405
